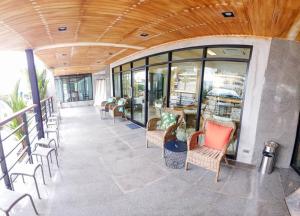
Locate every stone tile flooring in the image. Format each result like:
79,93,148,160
5,106,299,216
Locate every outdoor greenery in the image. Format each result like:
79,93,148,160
4,80,27,142
37,69,49,100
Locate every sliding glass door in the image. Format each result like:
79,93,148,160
132,69,146,125
148,64,168,119
169,62,202,129
199,61,248,158
122,70,132,119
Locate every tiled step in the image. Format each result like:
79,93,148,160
285,187,300,216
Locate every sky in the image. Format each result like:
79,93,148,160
0,51,45,95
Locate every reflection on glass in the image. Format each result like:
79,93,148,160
149,53,168,65
148,64,168,119
113,72,121,97
200,61,248,157
133,69,146,124
122,71,131,119
169,62,201,128
207,47,251,59
55,74,93,102
172,49,203,60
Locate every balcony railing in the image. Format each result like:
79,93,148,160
0,96,54,189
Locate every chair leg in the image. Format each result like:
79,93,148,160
33,176,41,199
224,156,229,165
185,161,189,171
26,194,39,215
146,139,148,148
40,166,46,185
9,175,14,191
5,211,9,216
54,150,59,168
215,165,221,183
22,175,25,183
46,156,52,178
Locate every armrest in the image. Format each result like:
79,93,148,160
146,117,161,131
164,123,178,143
113,105,125,113
187,130,205,151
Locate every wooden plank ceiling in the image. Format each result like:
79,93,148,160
0,0,299,75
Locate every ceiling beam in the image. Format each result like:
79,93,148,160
34,42,145,52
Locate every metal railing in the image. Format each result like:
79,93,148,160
0,96,54,189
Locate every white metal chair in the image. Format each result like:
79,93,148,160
31,146,59,178
0,188,38,216
10,163,46,199
44,127,60,147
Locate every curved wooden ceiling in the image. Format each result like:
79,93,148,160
0,0,300,75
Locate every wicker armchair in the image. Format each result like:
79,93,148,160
185,118,236,182
100,97,116,117
146,108,184,157
109,98,127,124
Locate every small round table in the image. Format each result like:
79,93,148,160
164,140,187,169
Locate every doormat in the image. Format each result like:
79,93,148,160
126,123,141,129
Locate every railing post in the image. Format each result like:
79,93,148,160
44,101,48,123
22,113,32,163
47,99,52,117
50,97,54,113
0,132,12,189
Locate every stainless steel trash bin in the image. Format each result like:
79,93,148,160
259,140,279,174
260,153,274,174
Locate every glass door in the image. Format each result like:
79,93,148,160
132,69,146,125
291,114,300,174
148,64,168,119
122,71,132,119
199,61,248,159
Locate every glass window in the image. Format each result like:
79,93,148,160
55,74,93,103
133,69,146,125
113,72,121,97
172,49,203,60
200,61,248,157
206,47,251,59
133,59,145,68
169,62,202,129
148,64,168,119
121,63,131,71
122,71,132,119
149,53,168,65
114,66,120,73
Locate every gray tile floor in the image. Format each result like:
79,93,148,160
6,106,299,216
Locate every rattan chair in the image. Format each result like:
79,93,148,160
185,118,236,182
100,97,116,118
146,108,184,157
109,98,128,124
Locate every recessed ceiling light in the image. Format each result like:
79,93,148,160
222,11,234,17
207,49,217,56
58,26,67,31
140,32,149,37
62,53,67,56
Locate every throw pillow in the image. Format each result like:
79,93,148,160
204,121,233,150
159,112,177,130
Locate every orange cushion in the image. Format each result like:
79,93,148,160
204,121,233,150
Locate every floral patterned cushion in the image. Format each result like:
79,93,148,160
159,112,177,130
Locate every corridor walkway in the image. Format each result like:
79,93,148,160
10,106,299,216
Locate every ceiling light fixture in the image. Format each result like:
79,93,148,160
222,11,234,18
207,49,217,56
58,26,67,31
140,32,149,37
